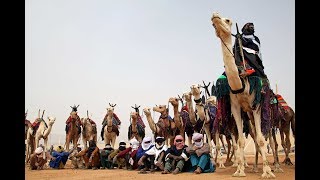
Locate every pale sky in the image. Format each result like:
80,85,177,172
25,0,295,145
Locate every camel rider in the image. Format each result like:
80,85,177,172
233,22,267,79
101,113,121,141
66,106,82,134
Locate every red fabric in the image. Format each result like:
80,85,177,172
113,113,121,125
137,115,145,128
181,105,188,112
66,115,82,125
89,119,96,125
276,94,289,110
117,147,132,158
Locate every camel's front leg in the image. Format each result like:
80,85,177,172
215,131,225,168
43,138,48,160
252,110,275,179
230,133,239,167
204,125,214,159
112,135,117,148
231,104,246,177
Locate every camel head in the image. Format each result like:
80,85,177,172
130,111,139,119
211,12,232,40
182,92,192,102
153,105,167,114
143,107,151,116
168,97,179,107
81,117,89,125
106,103,117,115
206,96,217,106
47,116,56,125
190,84,201,96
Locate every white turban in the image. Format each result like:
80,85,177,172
35,147,43,154
192,133,204,148
142,136,152,150
129,137,140,150
192,133,203,141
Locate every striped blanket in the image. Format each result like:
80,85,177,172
276,94,289,110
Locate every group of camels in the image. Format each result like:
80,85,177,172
25,12,294,179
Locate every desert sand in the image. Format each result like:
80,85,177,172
25,152,295,180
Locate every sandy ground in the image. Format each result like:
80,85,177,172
25,153,294,180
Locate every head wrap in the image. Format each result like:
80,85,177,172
55,145,64,153
142,136,152,150
192,133,204,148
241,22,254,35
35,147,43,154
129,137,140,150
119,140,126,151
174,135,185,150
155,136,165,149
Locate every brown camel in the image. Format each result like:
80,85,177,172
168,97,184,137
81,111,97,149
143,105,176,146
128,111,145,142
65,111,81,151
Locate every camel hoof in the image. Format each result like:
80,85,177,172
232,170,246,177
283,158,294,166
224,161,233,166
273,168,284,173
219,163,226,169
251,167,259,173
232,163,238,167
261,172,276,179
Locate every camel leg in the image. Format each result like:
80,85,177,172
231,133,239,167
269,129,283,173
43,138,48,160
204,125,214,158
187,135,192,146
225,137,234,166
252,110,275,179
215,131,225,168
283,127,293,165
112,135,117,148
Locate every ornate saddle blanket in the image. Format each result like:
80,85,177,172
128,123,145,140
276,94,289,110
137,115,146,128
180,108,193,137
155,115,176,138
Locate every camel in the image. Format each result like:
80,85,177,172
128,111,145,142
211,12,275,178
34,116,56,159
168,97,185,138
143,105,176,146
273,94,295,165
103,103,120,148
190,84,215,156
81,112,97,149
65,111,81,151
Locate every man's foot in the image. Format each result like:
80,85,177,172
92,167,98,170
161,170,170,174
101,167,105,169
139,168,147,174
172,168,180,175
156,162,164,170
194,166,202,174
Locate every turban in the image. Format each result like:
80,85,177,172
174,135,185,150
129,138,140,150
35,147,43,154
55,145,64,153
192,133,203,141
142,136,152,150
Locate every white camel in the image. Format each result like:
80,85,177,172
211,12,275,178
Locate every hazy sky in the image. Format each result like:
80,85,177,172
25,0,295,145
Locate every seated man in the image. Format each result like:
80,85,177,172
162,135,189,175
100,144,114,169
108,140,127,169
136,136,154,173
69,145,84,169
49,145,72,169
117,137,140,170
29,146,50,170
143,136,168,171
186,133,215,174
75,140,100,170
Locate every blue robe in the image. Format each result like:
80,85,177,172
49,151,70,169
